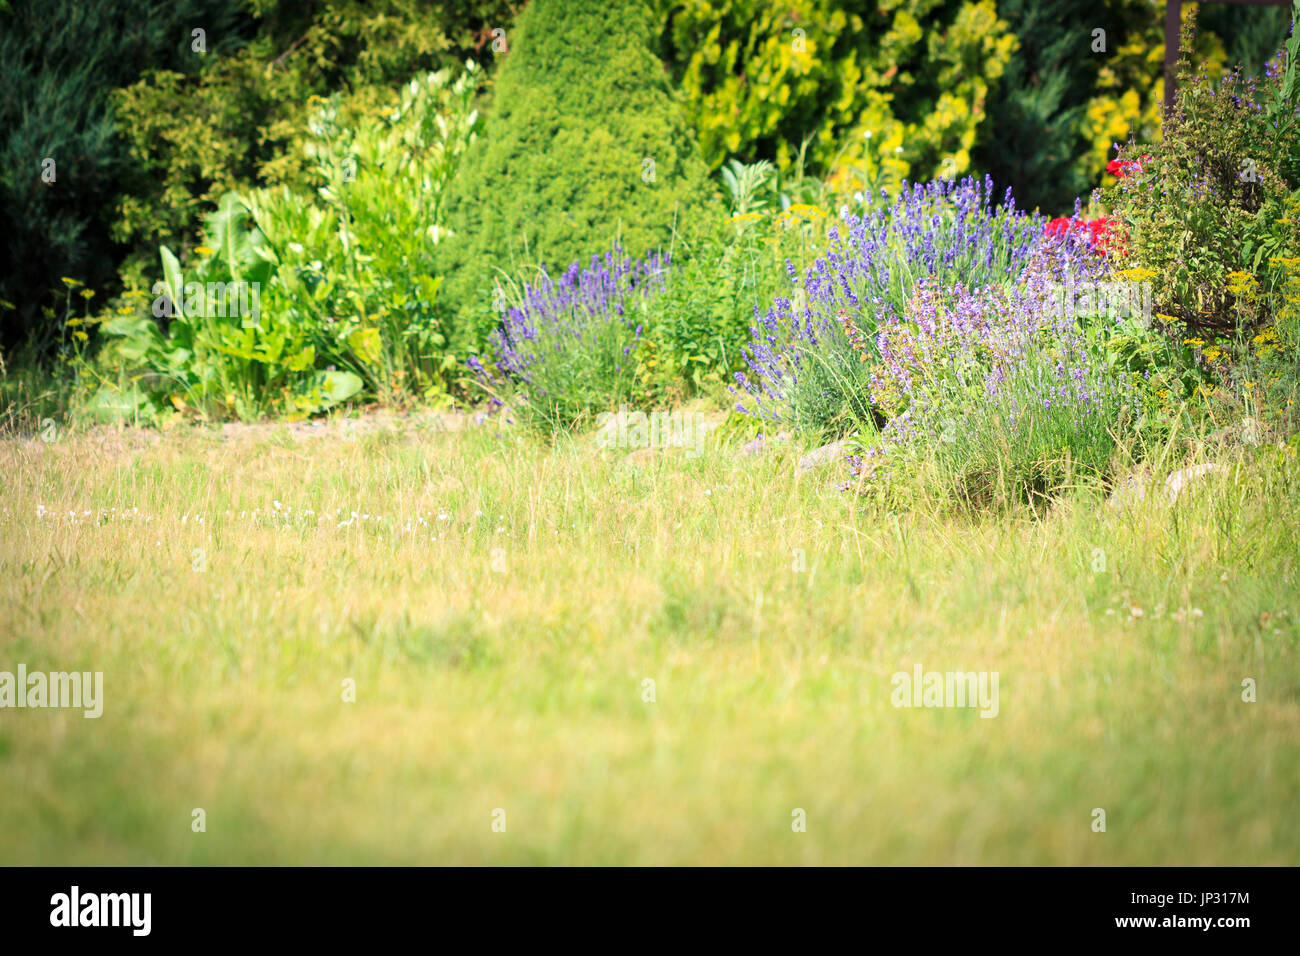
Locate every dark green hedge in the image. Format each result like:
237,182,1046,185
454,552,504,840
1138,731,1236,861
0,0,249,352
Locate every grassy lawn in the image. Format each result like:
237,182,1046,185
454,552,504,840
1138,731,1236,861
1,419,1297,865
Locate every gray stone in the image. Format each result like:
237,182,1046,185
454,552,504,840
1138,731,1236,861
1163,462,1226,502
797,440,853,474
1107,462,1227,506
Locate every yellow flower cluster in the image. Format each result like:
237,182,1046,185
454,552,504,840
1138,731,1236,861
1225,270,1259,301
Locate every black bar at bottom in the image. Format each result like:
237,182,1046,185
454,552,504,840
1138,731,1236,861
0,866,1289,943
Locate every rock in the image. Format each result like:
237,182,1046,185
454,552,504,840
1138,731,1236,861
1164,462,1226,502
1108,462,1227,506
797,440,853,474
1240,417,1262,446
1208,418,1263,447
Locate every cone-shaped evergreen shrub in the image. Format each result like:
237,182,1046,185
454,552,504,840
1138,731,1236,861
439,0,711,350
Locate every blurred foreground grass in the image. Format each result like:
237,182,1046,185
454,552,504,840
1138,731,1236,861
1,419,1297,864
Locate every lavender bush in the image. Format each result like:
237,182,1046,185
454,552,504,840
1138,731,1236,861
730,173,1147,502
846,249,1137,504
733,176,1057,436
468,246,670,430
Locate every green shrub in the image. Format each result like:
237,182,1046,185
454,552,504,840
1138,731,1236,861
656,0,1017,190
109,0,517,294
439,0,711,350
637,159,831,402
90,65,483,421
1098,6,1300,339
841,262,1152,509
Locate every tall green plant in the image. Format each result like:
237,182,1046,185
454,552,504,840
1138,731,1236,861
439,0,711,350
94,64,483,420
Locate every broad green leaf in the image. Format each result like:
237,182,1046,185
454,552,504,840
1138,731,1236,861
348,327,383,365
159,246,184,318
316,370,363,408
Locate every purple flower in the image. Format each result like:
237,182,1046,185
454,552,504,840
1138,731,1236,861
468,243,670,423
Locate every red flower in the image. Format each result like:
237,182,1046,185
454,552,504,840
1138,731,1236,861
1043,216,1075,239
1043,216,1111,256
1106,154,1153,179
1085,217,1111,255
